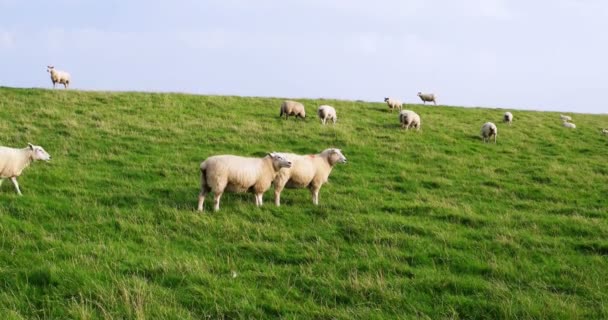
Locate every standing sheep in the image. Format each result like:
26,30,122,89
197,153,292,212
0,143,51,195
47,65,71,89
399,110,421,131
503,112,513,126
562,121,576,129
317,105,337,125
383,97,402,112
417,92,436,105
481,122,498,143
280,100,306,120
273,148,347,206
560,114,572,122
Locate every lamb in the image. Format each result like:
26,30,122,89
417,92,436,105
197,153,292,212
562,121,576,129
317,105,337,125
273,148,347,206
399,110,421,130
0,143,51,195
383,97,402,112
503,112,513,125
280,100,306,119
560,114,572,122
481,122,498,143
47,65,71,89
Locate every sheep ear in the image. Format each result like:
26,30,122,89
28,143,34,150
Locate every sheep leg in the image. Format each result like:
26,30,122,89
213,192,223,211
310,186,320,205
255,193,263,206
0,179,3,187
274,186,284,206
10,177,22,196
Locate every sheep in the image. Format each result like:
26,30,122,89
273,148,347,206
47,65,71,89
280,100,306,119
503,112,513,125
562,121,576,129
384,97,402,112
0,143,51,195
481,122,498,143
197,153,292,212
317,105,337,125
560,114,572,122
602,129,608,135
417,92,436,105
399,110,421,131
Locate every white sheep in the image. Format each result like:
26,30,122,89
562,121,576,129
503,112,513,125
197,153,292,211
317,105,337,125
481,122,498,143
399,110,421,130
560,114,572,122
417,92,436,105
0,143,51,195
602,129,608,135
47,65,71,89
280,100,306,119
273,148,347,206
384,97,402,112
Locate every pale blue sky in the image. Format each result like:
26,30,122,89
1,0,607,113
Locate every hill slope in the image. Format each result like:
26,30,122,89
1,87,607,319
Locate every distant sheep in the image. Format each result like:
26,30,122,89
317,105,337,125
273,148,347,206
417,92,436,105
602,129,608,135
560,114,572,122
399,110,421,130
503,112,513,125
384,97,402,112
562,121,576,129
481,122,498,143
280,100,306,119
0,143,51,195
197,153,292,211
47,65,71,89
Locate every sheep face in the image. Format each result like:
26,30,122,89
328,148,347,164
47,66,54,73
28,143,51,161
268,152,292,169
384,97,389,102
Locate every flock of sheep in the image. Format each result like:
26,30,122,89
0,67,605,212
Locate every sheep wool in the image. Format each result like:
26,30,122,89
417,92,437,105
197,153,292,211
280,100,306,119
317,105,337,125
503,112,513,125
563,121,576,129
273,148,347,206
399,110,421,130
481,122,498,143
0,143,51,195
560,114,572,122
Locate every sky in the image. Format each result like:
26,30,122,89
0,0,607,114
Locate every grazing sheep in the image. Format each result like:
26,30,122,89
563,121,576,129
280,100,306,119
503,112,513,125
417,92,436,105
273,148,347,206
399,110,421,130
560,114,572,122
197,153,292,212
0,143,51,195
46,65,71,89
384,97,402,112
317,105,337,125
481,122,498,143
602,129,608,135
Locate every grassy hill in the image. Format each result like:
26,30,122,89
1,86,607,319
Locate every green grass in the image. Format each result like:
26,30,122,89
1,86,607,319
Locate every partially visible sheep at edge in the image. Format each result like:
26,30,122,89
317,105,337,125
47,65,71,89
0,143,52,195
503,112,513,125
197,153,292,212
602,128,608,135
560,114,572,122
563,121,576,129
280,100,306,119
481,122,498,143
384,97,402,112
399,110,421,131
417,92,436,105
273,148,347,206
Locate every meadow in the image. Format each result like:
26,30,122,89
0,86,607,319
